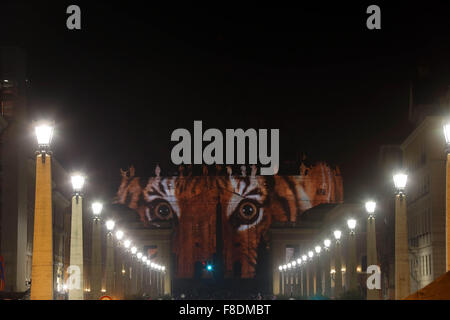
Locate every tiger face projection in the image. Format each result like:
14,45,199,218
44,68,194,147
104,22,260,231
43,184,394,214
114,163,343,278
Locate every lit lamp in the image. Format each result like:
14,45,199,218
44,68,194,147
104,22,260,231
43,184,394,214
116,230,124,241
315,246,321,255
124,240,131,249
30,121,54,300
443,122,450,272
323,238,332,298
334,229,343,298
91,201,103,299
347,218,358,291
68,174,85,300
393,172,410,299
131,247,137,255
105,219,116,296
365,200,380,300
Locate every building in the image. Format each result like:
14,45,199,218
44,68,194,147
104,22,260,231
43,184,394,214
0,47,71,298
401,116,447,292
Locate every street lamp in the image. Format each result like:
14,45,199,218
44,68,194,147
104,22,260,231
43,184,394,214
393,172,410,299
131,247,137,255
365,200,380,300
334,229,343,298
91,201,103,299
30,121,55,300
315,246,321,255
443,121,450,272
106,219,115,233
105,218,116,296
69,173,86,300
347,219,358,291
323,238,332,298
137,252,143,259
116,230,124,241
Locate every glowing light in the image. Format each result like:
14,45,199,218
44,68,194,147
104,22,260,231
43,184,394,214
35,123,54,146
278,266,283,271
71,175,85,192
393,173,407,190
347,219,356,230
116,230,124,240
106,220,115,231
324,239,331,248
297,258,301,264
315,246,321,254
302,255,307,261
92,202,103,216
334,230,342,240
308,251,314,259
124,240,131,248
444,123,450,144
365,201,376,214
137,252,143,259
131,247,137,254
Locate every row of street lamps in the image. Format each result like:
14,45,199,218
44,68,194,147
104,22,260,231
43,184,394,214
278,173,409,299
30,121,165,300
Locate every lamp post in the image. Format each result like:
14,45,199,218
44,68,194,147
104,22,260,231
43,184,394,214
393,173,410,299
443,122,450,272
296,258,302,298
315,245,322,296
114,230,124,299
68,174,85,300
307,251,314,297
105,219,115,296
123,239,132,298
347,219,358,293
301,255,307,297
323,239,332,298
90,202,102,299
30,122,54,300
334,230,342,299
366,201,380,300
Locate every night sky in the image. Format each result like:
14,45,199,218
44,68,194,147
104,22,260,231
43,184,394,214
2,2,450,202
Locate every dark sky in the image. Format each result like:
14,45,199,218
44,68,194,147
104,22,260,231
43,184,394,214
2,2,450,202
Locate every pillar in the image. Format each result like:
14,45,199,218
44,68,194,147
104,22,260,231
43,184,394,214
347,232,358,292
90,218,102,299
367,215,380,300
30,153,53,300
446,153,450,272
271,241,283,295
105,232,115,296
395,194,410,299
68,195,84,300
334,241,342,299
316,256,322,296
308,261,314,297
323,249,331,298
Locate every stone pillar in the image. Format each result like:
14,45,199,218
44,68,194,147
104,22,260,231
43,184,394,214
395,194,410,299
308,261,314,297
316,256,322,296
130,257,137,296
68,195,84,300
105,232,115,296
280,271,284,295
302,265,307,297
90,218,102,299
323,249,331,298
334,241,342,299
271,241,283,295
347,232,358,292
30,153,53,300
446,153,450,272
367,215,380,300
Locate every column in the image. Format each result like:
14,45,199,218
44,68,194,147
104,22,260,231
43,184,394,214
367,215,380,300
348,232,358,292
323,249,331,298
395,193,410,299
91,218,102,299
30,153,53,300
334,241,342,299
68,195,84,300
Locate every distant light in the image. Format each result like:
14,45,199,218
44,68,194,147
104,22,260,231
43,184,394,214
357,266,362,272
35,123,54,147
278,266,283,271
365,201,376,215
92,202,103,216
282,265,287,270
292,261,297,267
393,173,407,191
106,219,115,231
296,258,301,264
302,255,307,261
146,260,150,266
315,246,321,254
308,251,314,259
444,122,450,144
3,79,8,83
324,239,331,248
124,239,131,248
287,263,292,269
137,252,143,259
131,247,137,254
142,255,147,262
151,263,156,268
347,219,357,230
341,267,346,272
206,264,213,271
162,266,166,271
71,175,85,192
116,230,124,240
334,230,342,240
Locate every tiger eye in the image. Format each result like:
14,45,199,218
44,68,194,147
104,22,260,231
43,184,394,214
238,201,258,222
154,202,172,219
